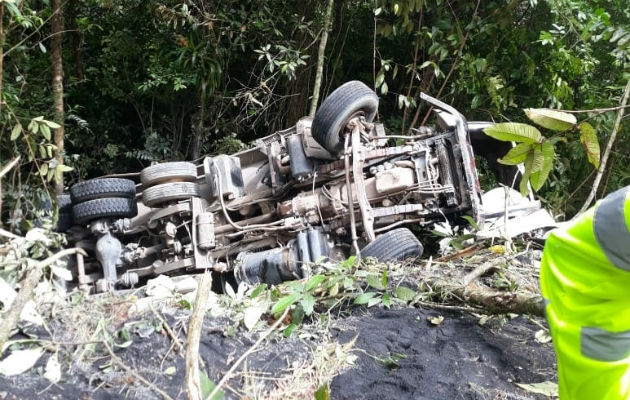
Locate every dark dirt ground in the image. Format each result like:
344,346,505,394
331,308,556,400
0,306,556,400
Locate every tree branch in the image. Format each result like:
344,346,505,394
576,76,630,216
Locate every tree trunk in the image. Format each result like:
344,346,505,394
285,0,314,125
191,95,205,160
0,2,4,117
308,0,335,117
50,0,65,195
67,0,83,82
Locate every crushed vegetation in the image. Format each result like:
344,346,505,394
0,224,558,399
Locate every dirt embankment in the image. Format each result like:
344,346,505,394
0,303,555,400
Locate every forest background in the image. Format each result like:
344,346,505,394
1,0,629,231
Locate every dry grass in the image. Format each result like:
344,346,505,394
237,335,357,400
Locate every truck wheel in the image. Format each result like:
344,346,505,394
55,194,74,232
73,197,137,224
70,178,136,203
312,81,378,155
142,182,200,207
360,228,423,262
140,162,197,187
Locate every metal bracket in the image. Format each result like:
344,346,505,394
350,120,376,242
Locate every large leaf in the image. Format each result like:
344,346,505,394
300,294,315,316
393,286,416,302
354,292,376,305
524,108,576,131
498,143,533,165
483,123,542,144
579,122,600,168
530,144,545,174
305,274,325,291
10,124,22,141
530,142,555,191
270,293,300,315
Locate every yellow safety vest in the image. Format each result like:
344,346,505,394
540,186,630,399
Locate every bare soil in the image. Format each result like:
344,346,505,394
0,305,556,400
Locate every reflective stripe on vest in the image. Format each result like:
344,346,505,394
581,326,630,362
593,186,630,272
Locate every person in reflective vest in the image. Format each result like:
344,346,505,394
540,186,630,399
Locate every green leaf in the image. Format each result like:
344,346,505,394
341,256,357,269
393,286,416,302
366,274,385,290
300,294,315,316
530,142,554,191
461,215,480,231
483,123,542,144
44,120,61,129
610,28,626,43
524,108,576,131
40,163,49,177
29,121,39,135
283,323,298,338
57,164,74,172
381,269,388,288
382,293,391,308
618,33,630,48
367,297,381,307
40,124,51,141
250,283,267,298
10,124,22,141
314,384,330,400
305,275,325,291
498,143,533,165
354,292,376,305
579,122,600,168
530,144,545,174
271,293,300,315
200,371,223,400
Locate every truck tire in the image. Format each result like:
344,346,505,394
140,162,197,187
55,194,73,232
70,178,136,203
72,197,137,224
142,182,200,207
360,228,423,262
312,81,378,155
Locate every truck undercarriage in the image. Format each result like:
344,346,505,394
59,81,487,294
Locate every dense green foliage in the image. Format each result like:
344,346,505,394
1,0,629,230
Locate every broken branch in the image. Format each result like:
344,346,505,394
185,272,212,400
461,259,504,286
419,278,544,316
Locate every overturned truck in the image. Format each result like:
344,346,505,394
59,81,502,293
